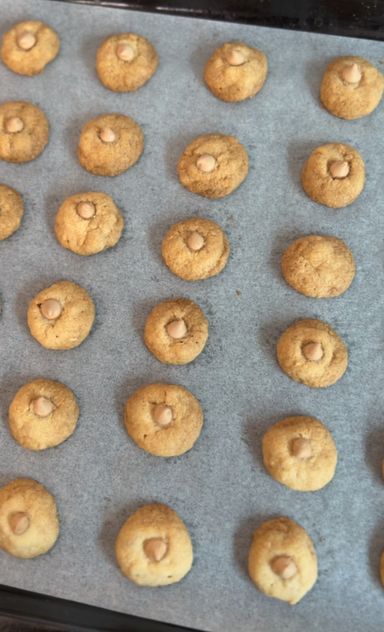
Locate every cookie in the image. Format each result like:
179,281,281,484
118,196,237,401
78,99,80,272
204,41,268,102
115,503,193,586
9,378,79,451
0,101,49,163
248,517,318,605
161,217,230,281
55,191,124,256
78,113,144,177
276,318,348,388
177,133,248,199
320,56,384,120
1,20,60,76
0,478,59,558
96,33,158,92
0,183,24,240
27,280,95,350
281,235,355,298
124,383,203,457
144,298,208,365
262,416,337,492
301,143,365,208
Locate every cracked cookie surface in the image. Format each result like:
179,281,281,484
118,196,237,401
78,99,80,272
1,20,60,76
0,101,49,163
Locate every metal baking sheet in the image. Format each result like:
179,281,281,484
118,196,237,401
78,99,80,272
0,1,383,630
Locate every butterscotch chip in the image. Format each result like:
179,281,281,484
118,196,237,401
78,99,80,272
0,184,24,240
0,101,49,163
1,21,60,76
96,33,158,92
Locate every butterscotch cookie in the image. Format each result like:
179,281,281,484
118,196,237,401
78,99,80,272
276,318,348,388
55,191,124,256
0,101,49,163
177,133,248,199
162,217,230,281
0,478,59,558
281,235,355,298
301,143,365,208
204,41,268,102
1,20,60,76
27,280,95,350
0,184,24,240
96,33,158,92
248,517,317,605
78,113,144,176
144,298,208,365
124,383,203,457
115,503,193,586
320,56,384,120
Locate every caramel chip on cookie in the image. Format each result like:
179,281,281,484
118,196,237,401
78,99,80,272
1,20,60,76
96,33,158,92
0,101,49,163
0,184,24,240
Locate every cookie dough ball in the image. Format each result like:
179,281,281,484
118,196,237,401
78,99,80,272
55,191,124,256
320,56,384,120
276,318,348,388
124,383,203,457
1,20,60,76
0,184,24,240
0,101,49,163
281,235,355,298
301,143,365,208
9,378,79,451
177,133,248,199
96,33,158,92
262,416,337,492
204,41,268,102
27,280,95,350
115,503,193,586
162,217,230,281
0,478,59,558
78,113,144,177
144,298,208,365
248,517,317,604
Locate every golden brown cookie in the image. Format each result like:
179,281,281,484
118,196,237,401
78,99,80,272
281,235,355,298
248,517,317,605
96,33,158,92
320,56,384,120
0,101,49,163
144,298,208,365
54,191,124,256
27,280,95,350
177,133,248,199
9,378,79,451
1,20,60,76
301,143,365,208
161,217,230,281
124,383,203,457
78,113,144,177
204,41,268,102
115,503,193,586
0,478,59,558
0,183,24,240
262,416,337,492
276,318,348,388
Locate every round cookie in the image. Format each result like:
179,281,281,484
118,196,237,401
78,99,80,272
161,217,230,281
0,101,49,163
177,133,248,199
27,280,95,350
115,503,193,586
0,183,24,240
77,113,144,177
96,33,158,92
320,56,384,120
301,143,365,208
204,41,268,102
262,416,337,492
0,478,59,558
124,383,203,457
281,235,355,298
144,298,208,365
55,191,124,256
1,20,60,76
9,378,79,451
248,516,318,605
276,318,348,388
